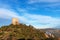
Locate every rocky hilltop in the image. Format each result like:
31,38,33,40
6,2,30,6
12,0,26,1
0,24,55,40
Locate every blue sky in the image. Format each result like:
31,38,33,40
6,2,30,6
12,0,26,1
0,0,60,29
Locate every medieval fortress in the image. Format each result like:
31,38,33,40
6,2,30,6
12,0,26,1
12,18,19,25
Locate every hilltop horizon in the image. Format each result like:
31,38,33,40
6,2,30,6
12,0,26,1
0,20,60,29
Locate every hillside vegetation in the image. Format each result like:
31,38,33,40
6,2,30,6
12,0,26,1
0,24,55,40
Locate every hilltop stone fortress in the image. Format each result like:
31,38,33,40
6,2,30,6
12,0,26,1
12,18,19,25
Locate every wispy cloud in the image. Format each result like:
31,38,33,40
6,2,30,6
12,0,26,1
0,8,18,19
0,8,28,22
0,8,60,28
23,13,60,28
28,0,60,9
28,0,60,4
17,9,60,28
0,0,60,29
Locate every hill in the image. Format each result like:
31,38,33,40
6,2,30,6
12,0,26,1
0,24,55,40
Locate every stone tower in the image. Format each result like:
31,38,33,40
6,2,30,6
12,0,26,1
12,18,19,25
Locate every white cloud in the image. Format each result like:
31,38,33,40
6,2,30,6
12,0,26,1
0,8,28,22
0,8,18,19
28,0,60,8
0,8,60,29
28,0,60,4
23,13,60,28
17,8,60,29
0,0,60,29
